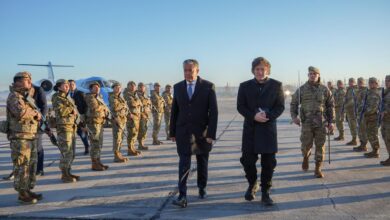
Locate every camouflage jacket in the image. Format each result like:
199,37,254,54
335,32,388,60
109,92,128,121
52,91,78,130
363,88,380,118
291,81,334,126
150,90,165,113
382,88,390,122
123,89,142,119
344,86,358,110
6,86,39,139
162,91,173,113
137,91,151,119
85,93,108,124
334,88,346,108
356,86,368,113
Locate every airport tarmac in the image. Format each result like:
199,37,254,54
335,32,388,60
0,97,389,220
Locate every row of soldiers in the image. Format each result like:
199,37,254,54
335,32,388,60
5,71,173,204
291,67,390,179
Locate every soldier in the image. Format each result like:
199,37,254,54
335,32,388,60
85,81,110,171
52,79,80,183
109,82,129,163
123,81,142,156
7,71,42,204
327,81,336,135
151,82,165,145
380,75,390,166
353,78,369,152
137,82,151,150
333,80,346,140
291,66,334,178
162,84,173,140
343,78,358,145
362,77,381,158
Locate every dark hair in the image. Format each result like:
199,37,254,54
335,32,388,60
251,57,271,74
68,79,75,83
13,76,23,83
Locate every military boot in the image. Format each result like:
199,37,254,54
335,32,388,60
114,151,128,163
127,144,142,156
18,191,37,204
380,157,390,166
68,168,80,181
314,162,324,178
346,138,357,145
244,181,259,201
353,144,368,152
364,149,379,158
97,158,109,170
334,132,344,141
28,191,43,201
302,156,309,171
152,139,163,145
138,142,149,150
91,159,105,171
61,169,76,183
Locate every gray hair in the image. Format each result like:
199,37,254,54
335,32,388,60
183,59,199,69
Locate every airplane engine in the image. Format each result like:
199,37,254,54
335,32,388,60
36,79,54,93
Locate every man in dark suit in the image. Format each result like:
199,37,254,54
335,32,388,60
69,79,90,155
33,85,48,176
237,57,285,206
170,59,218,208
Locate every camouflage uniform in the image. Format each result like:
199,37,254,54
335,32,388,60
85,88,109,170
7,72,40,202
380,80,390,165
151,89,165,144
291,67,334,178
162,88,173,139
363,79,381,158
356,82,368,148
333,87,346,140
109,90,129,162
123,87,142,155
137,91,151,149
344,84,358,144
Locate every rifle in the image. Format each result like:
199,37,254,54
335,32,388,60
378,87,385,127
357,88,369,131
327,127,331,164
25,95,58,146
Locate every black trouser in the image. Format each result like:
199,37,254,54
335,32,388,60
77,127,90,151
178,153,209,196
240,152,276,193
37,133,44,173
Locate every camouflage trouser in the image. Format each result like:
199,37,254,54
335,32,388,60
300,123,326,162
164,111,171,138
127,117,140,152
112,120,126,152
345,107,357,138
381,120,390,156
152,111,163,141
87,123,104,160
57,127,76,170
365,114,380,150
137,117,148,146
335,107,344,136
10,138,37,192
357,115,368,145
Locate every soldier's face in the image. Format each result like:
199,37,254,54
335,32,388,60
113,86,121,94
369,82,378,89
308,71,319,82
358,81,365,88
386,79,390,89
59,83,70,93
337,82,344,88
138,85,145,93
91,85,100,94
327,82,332,88
253,64,269,81
183,63,199,82
69,81,76,91
165,87,171,93
16,78,31,89
349,81,355,87
129,84,136,92
154,85,160,93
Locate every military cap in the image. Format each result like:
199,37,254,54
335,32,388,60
348,78,356,83
368,77,378,84
127,81,136,86
56,79,68,84
138,82,145,87
357,77,365,83
111,82,121,88
337,80,343,84
14,71,32,79
154,82,161,87
308,66,320,74
165,84,172,88
89,81,100,89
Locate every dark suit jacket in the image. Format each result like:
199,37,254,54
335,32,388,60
170,77,218,155
237,78,285,154
70,89,87,114
33,86,47,116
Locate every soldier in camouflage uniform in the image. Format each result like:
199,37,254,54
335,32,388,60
361,78,381,158
327,81,337,135
85,81,110,171
162,84,173,140
123,81,142,156
333,80,346,140
353,78,369,151
151,82,165,145
109,82,129,163
137,82,151,150
7,72,42,204
380,75,390,166
291,66,334,178
52,79,80,183
343,78,358,145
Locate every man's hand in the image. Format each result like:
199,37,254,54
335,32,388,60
206,138,213,144
171,137,176,142
35,111,42,121
254,112,269,123
327,123,334,133
292,117,301,126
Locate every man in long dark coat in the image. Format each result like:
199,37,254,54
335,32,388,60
237,57,285,206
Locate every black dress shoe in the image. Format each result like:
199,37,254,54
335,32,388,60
244,182,259,201
84,149,89,155
261,193,274,206
36,170,44,176
172,195,187,208
199,189,207,199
